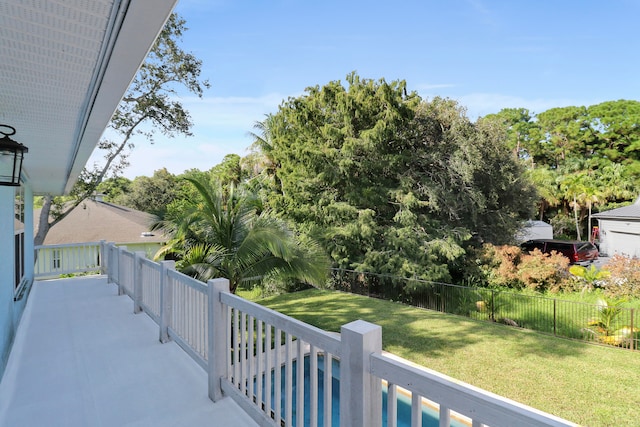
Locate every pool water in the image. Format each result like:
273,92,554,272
256,355,467,427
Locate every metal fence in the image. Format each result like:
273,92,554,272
329,269,638,351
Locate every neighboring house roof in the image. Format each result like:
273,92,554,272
36,199,166,246
592,196,640,221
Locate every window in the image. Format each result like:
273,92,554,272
14,185,25,290
53,249,62,270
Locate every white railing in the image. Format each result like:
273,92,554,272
166,268,209,369
370,352,571,427
34,241,102,278
49,242,576,427
118,249,135,297
139,256,162,323
218,291,342,427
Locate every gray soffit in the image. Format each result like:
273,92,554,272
0,0,178,195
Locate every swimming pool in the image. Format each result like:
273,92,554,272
257,355,467,427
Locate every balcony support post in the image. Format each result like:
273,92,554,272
133,251,145,314
208,278,230,402
106,243,115,284
99,240,107,276
158,260,176,343
117,246,127,295
340,320,382,427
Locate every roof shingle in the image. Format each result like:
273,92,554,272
592,197,640,220
36,199,166,245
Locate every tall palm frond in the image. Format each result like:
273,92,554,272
155,176,329,293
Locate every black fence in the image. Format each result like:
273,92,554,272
329,269,638,351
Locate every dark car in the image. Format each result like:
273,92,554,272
520,239,599,265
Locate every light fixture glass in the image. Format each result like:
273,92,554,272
0,125,28,186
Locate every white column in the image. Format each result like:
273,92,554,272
208,278,230,402
99,240,107,275
133,251,146,313
158,260,176,343
107,242,116,284
117,246,127,295
340,320,383,427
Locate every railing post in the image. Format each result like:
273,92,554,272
159,260,176,343
133,251,146,314
117,246,127,295
491,289,495,322
106,243,114,284
99,240,107,275
630,308,635,351
208,278,230,402
340,320,382,427
553,299,557,336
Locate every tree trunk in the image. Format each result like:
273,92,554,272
587,201,593,243
34,194,53,246
573,195,581,241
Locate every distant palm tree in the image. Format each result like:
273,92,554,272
246,114,282,192
155,177,329,293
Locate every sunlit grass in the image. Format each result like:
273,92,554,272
251,288,640,427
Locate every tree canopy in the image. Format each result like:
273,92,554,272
484,100,640,238
253,73,536,282
106,73,640,284
113,168,179,218
34,13,209,246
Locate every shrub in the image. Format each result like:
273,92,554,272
601,255,640,299
477,243,522,288
517,249,571,292
568,264,610,293
475,244,571,292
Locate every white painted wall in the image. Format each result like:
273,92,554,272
0,186,16,378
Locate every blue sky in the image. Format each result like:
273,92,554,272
114,0,640,178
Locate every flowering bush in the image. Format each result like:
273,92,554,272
476,244,571,292
477,244,521,288
517,249,571,292
601,255,640,299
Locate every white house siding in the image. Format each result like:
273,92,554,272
1,187,16,377
124,242,163,259
598,219,640,258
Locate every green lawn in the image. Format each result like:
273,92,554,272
246,288,640,427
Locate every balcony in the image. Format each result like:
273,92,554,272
0,274,256,426
0,242,576,427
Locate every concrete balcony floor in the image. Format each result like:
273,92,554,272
0,276,257,427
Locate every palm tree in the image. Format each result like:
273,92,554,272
246,114,282,193
526,165,561,220
558,171,586,240
155,177,329,293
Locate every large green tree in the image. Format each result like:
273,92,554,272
35,13,209,245
115,168,179,217
487,100,640,239
155,178,330,293
258,73,536,282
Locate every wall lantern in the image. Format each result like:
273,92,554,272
0,124,28,186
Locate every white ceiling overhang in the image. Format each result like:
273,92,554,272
0,0,178,195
